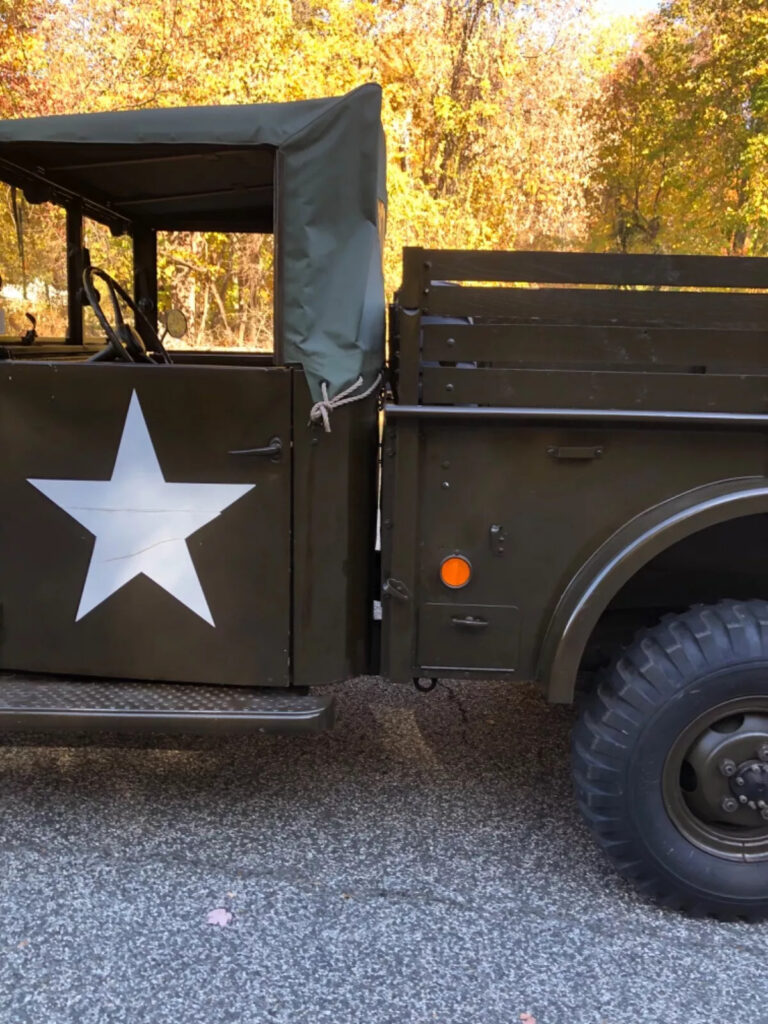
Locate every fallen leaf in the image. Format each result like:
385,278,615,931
206,908,233,927
520,1014,537,1024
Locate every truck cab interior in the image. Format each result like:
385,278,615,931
0,139,278,366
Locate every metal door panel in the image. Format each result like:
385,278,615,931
0,363,291,686
417,602,520,672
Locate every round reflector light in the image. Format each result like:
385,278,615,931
440,555,472,589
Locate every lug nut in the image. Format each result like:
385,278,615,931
761,808,768,822
719,758,737,777
758,744,768,763
739,795,749,804
721,796,739,814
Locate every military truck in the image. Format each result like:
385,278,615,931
2,84,768,919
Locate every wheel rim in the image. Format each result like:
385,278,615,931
663,696,768,861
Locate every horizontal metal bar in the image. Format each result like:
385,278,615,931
418,664,518,674
425,285,768,327
118,184,273,208
384,403,768,428
55,148,262,172
421,365,768,411
0,157,133,229
421,322,768,369
414,247,768,290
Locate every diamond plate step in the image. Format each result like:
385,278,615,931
0,675,334,735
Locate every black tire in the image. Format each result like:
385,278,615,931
573,599,768,920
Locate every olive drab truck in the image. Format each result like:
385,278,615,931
2,84,768,919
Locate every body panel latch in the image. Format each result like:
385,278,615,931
546,445,604,461
489,524,506,556
382,577,411,602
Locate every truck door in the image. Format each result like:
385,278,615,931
0,362,292,687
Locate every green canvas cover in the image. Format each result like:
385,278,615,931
0,84,387,402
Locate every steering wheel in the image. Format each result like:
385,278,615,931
83,267,171,364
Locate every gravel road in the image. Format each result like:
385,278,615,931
0,677,765,1024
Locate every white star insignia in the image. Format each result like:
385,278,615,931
29,390,255,626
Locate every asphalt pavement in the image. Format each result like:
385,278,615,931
0,676,766,1024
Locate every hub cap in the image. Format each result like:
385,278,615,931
663,698,768,860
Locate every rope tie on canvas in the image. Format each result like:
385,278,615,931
309,374,382,433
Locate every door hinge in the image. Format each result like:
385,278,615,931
489,523,506,556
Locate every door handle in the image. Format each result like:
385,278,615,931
450,615,488,629
229,436,283,461
546,445,604,460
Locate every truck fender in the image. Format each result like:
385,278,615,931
539,477,768,703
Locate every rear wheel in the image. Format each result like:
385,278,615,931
573,599,768,919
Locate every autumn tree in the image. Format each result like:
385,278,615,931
2,0,617,342
0,0,49,119
588,0,768,254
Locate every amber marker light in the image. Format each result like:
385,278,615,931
440,554,472,589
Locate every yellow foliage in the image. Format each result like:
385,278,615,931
1,0,766,344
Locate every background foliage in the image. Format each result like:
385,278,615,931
0,0,765,344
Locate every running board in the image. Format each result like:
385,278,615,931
0,676,334,736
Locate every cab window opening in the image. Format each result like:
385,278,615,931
0,185,67,340
157,231,274,353
1,186,276,356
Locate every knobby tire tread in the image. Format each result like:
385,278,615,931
572,598,768,920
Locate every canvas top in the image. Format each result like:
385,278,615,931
0,84,387,401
